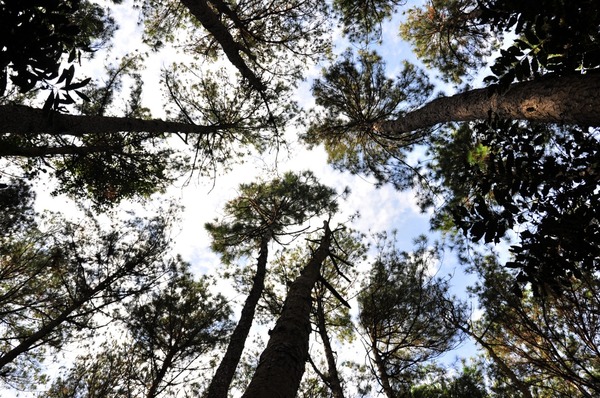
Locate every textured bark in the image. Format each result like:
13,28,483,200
375,73,600,135
242,222,332,398
179,0,265,92
371,345,395,398
0,104,228,135
205,234,271,398
315,292,345,398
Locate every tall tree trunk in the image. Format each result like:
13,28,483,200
375,73,600,135
205,233,271,398
371,345,395,398
146,350,176,398
241,222,332,398
178,0,264,92
315,290,345,398
0,104,228,135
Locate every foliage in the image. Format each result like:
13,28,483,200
1,0,600,396
481,0,600,89
400,0,600,86
400,0,500,84
0,209,175,388
0,0,115,108
466,255,600,397
206,170,340,264
0,179,36,237
41,260,232,398
410,362,489,398
52,133,184,209
332,0,407,43
161,65,295,177
358,233,467,397
429,120,600,293
307,50,433,188
139,0,332,90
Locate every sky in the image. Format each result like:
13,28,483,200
11,0,489,396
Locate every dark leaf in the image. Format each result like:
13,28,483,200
74,90,91,102
42,92,55,115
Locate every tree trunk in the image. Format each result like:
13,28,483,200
241,221,332,398
205,233,271,398
146,349,176,398
371,345,395,398
179,0,264,92
0,104,228,135
315,290,345,398
375,73,600,135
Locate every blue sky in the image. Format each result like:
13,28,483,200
9,0,497,396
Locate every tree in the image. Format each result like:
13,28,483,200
461,255,600,397
204,171,339,398
400,0,600,85
410,362,490,398
400,0,499,84
42,260,233,398
357,234,466,398
331,0,407,43
0,0,114,100
0,0,314,207
305,50,434,189
427,119,599,292
241,221,333,398
256,228,366,398
309,0,600,289
0,208,175,387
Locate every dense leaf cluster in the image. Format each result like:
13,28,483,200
482,0,600,88
0,0,113,108
435,119,600,292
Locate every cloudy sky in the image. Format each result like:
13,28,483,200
20,0,492,395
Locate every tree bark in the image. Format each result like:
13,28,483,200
146,349,175,398
0,104,228,135
179,0,265,92
315,290,345,398
375,73,600,135
371,345,395,398
241,221,332,398
205,233,271,398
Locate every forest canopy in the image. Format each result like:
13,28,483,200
0,0,599,397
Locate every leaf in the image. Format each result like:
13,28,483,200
531,56,539,75
59,92,75,105
0,70,6,97
470,221,486,242
64,65,75,86
75,90,91,102
484,221,496,244
521,57,531,79
42,91,55,115
56,68,69,85
68,49,77,63
63,77,91,91
514,39,532,51
524,28,539,46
